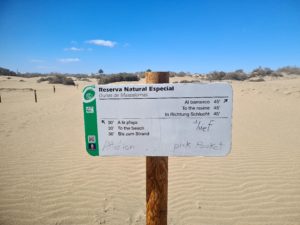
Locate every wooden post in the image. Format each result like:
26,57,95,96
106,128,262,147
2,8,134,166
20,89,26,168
146,72,169,225
34,90,37,103
53,85,56,93
0,95,2,103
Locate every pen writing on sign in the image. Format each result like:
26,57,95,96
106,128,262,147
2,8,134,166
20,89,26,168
174,141,223,151
102,140,134,151
193,120,215,132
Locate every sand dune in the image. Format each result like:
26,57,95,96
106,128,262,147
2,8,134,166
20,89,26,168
0,76,300,225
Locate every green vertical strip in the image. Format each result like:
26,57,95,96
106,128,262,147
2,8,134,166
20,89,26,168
83,85,99,156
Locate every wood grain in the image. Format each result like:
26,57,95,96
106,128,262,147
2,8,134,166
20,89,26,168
146,72,169,225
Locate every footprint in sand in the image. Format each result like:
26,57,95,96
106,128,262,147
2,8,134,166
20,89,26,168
126,209,145,225
284,91,292,95
94,212,108,225
5,130,12,137
195,200,202,209
93,195,115,225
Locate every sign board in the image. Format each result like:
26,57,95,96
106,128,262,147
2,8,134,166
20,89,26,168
83,83,232,156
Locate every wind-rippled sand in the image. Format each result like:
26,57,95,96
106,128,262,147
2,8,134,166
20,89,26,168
0,76,300,225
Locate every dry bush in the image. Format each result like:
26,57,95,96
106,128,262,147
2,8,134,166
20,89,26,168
37,75,75,85
169,72,176,77
37,77,50,83
179,80,200,83
269,72,283,77
249,78,265,82
98,74,139,84
207,71,226,81
250,67,283,78
224,70,248,81
250,67,273,77
62,77,75,85
139,73,145,79
277,66,300,75
176,72,188,77
78,77,91,82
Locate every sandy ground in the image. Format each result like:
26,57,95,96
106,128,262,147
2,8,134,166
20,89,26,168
0,75,300,225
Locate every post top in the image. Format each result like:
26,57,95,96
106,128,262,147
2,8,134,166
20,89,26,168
145,72,170,84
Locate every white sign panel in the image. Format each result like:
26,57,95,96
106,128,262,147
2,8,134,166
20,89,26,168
83,83,233,156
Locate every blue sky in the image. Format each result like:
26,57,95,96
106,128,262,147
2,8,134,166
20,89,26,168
0,0,299,74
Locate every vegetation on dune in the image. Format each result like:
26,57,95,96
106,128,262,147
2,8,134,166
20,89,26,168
1,65,300,84
206,70,248,81
179,80,201,83
250,67,282,78
277,66,300,75
0,67,17,76
98,73,139,84
76,77,91,82
249,78,265,82
206,67,284,81
224,70,248,81
37,75,75,85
